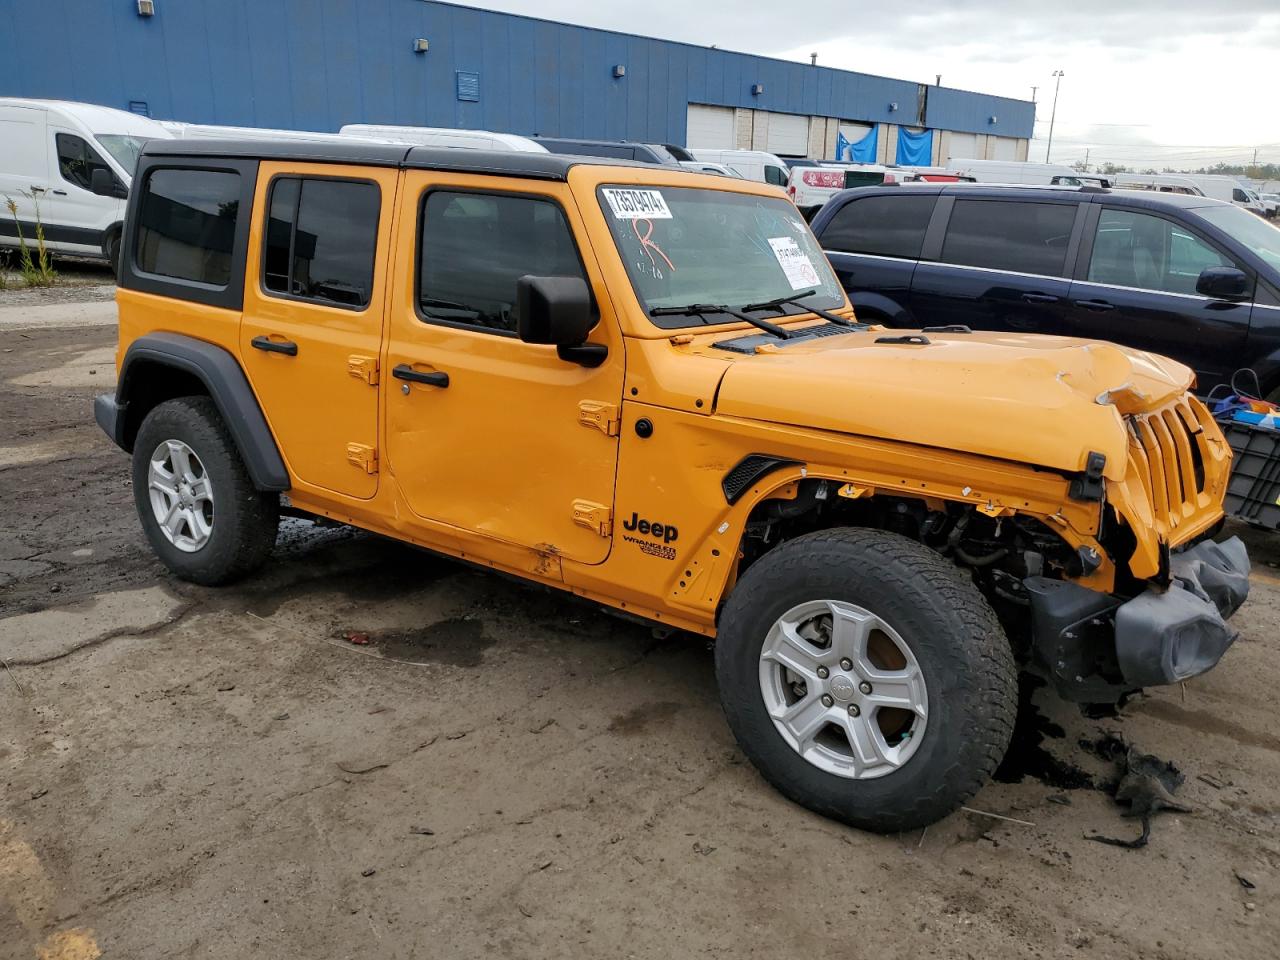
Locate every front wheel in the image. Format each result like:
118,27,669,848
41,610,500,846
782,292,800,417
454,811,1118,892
131,396,279,585
715,528,1017,832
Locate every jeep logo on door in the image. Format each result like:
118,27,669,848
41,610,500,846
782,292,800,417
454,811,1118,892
621,512,678,560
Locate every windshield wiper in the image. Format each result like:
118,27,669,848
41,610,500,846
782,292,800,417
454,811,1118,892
741,290,857,327
649,303,793,339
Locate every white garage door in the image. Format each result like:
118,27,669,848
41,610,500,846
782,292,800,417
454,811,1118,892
947,132,979,161
766,112,809,156
686,104,735,149
992,136,1018,161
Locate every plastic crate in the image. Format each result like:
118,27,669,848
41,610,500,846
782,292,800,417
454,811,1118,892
1219,419,1280,529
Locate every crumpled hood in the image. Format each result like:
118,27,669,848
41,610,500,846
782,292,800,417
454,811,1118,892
711,329,1194,480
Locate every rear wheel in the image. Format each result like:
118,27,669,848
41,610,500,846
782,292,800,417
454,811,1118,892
715,528,1017,832
131,397,279,585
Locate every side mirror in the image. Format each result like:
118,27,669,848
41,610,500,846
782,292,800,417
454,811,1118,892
1196,266,1249,300
90,167,128,199
516,274,596,346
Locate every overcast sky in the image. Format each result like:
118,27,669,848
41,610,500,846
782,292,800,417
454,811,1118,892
466,1,1280,170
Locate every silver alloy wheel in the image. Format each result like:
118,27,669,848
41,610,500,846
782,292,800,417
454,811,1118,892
147,439,214,553
758,599,928,779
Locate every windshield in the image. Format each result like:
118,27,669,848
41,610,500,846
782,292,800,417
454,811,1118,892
597,185,843,328
94,134,151,175
1196,204,1280,271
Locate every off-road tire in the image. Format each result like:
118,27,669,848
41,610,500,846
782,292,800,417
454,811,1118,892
132,396,279,585
715,527,1017,832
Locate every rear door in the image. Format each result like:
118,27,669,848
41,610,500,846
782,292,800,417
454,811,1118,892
908,196,1081,332
0,105,51,251
239,162,395,500
816,192,936,323
1066,204,1252,391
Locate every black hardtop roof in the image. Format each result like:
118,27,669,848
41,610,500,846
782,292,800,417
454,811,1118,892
141,137,653,180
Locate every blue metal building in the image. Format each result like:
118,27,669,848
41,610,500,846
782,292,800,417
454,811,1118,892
0,1,1036,163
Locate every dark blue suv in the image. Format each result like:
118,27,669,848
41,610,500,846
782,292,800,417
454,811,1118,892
810,184,1280,396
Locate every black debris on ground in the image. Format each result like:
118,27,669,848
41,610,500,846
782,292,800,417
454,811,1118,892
1087,737,1192,849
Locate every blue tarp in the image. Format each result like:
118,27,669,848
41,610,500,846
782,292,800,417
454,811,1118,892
836,128,877,162
849,126,878,163
895,127,934,166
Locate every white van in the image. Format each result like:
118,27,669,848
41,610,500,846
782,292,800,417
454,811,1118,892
161,121,382,146
690,149,790,187
0,99,170,268
946,158,1085,185
1112,172,1264,215
338,124,547,153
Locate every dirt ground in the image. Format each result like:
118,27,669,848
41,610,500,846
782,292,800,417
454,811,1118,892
1,276,1277,959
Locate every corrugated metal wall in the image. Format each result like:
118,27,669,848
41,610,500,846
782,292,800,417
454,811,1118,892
0,0,1036,141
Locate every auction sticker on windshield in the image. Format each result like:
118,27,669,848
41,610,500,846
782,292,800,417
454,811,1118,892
602,188,673,220
768,236,821,290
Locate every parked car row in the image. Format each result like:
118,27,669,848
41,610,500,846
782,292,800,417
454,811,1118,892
810,182,1280,397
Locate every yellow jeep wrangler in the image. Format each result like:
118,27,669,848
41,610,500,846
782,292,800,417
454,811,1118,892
95,139,1250,831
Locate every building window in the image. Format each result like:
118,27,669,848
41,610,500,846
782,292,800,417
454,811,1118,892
262,177,380,309
135,168,241,287
418,190,586,334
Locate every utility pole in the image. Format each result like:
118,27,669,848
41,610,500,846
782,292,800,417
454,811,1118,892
936,74,942,86
1084,148,1090,172
1031,85,1038,103
810,52,818,66
1045,70,1064,163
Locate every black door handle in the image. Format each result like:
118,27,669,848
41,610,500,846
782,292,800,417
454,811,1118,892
250,335,298,356
1021,292,1060,304
51,189,67,196
392,364,449,387
1075,299,1115,312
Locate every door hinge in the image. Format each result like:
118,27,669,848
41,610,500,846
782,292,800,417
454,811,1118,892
347,355,379,386
346,443,378,474
572,499,612,537
578,400,620,437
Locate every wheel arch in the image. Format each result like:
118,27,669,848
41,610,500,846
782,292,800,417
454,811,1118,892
847,290,913,326
111,332,290,491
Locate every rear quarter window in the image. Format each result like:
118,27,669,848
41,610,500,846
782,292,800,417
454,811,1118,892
820,195,936,260
135,168,241,287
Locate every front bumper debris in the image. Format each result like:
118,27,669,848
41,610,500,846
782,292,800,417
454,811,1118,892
1024,536,1250,701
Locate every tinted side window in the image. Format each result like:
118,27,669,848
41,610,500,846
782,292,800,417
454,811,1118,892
1087,208,1233,295
418,191,585,334
135,168,241,286
1233,188,1249,203
764,165,789,186
941,199,1077,276
262,177,380,308
821,195,936,260
55,133,112,191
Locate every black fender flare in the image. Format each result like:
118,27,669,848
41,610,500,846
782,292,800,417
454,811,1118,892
107,332,290,491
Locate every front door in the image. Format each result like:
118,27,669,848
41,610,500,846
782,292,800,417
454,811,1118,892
240,162,394,500
384,172,624,565
45,128,125,254
1067,205,1252,392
